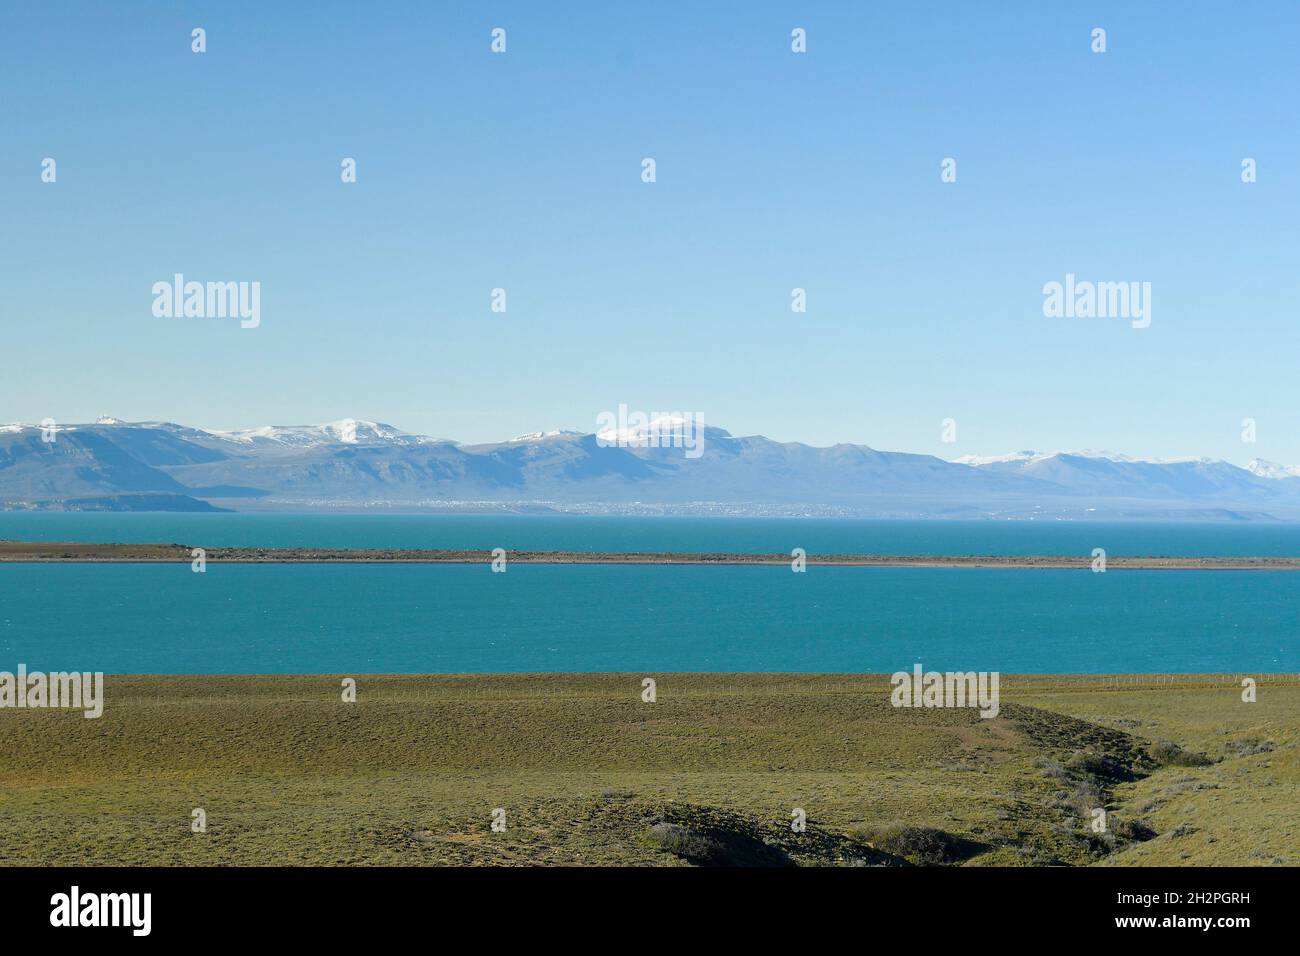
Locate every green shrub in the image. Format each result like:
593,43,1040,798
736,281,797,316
644,821,723,863
1114,818,1157,842
853,824,966,865
1150,740,1213,767
1226,738,1275,758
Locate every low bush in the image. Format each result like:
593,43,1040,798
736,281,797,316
644,821,723,863
853,824,968,865
1151,740,1213,767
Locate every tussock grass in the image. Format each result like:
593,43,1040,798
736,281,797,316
0,675,1294,866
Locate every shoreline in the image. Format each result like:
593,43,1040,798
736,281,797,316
2,673,1289,685
3,540,1300,569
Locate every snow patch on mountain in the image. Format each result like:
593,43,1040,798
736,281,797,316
507,430,584,443
595,414,704,445
204,418,438,447
955,449,1228,467
955,449,1138,466
1247,459,1300,480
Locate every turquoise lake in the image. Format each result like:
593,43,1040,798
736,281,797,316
0,515,1296,673
5,512,1300,555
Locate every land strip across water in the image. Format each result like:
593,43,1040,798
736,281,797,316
3,540,1300,569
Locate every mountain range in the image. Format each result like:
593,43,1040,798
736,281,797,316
3,416,1300,519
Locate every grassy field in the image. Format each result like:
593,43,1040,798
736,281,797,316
0,674,1295,866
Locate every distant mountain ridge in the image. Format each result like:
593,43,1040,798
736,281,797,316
3,417,1300,519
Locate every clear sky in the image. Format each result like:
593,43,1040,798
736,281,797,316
2,1,1297,464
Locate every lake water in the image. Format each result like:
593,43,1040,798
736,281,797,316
0,515,1296,673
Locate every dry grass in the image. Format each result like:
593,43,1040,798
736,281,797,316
0,674,1295,866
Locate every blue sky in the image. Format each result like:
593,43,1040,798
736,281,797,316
2,1,1297,464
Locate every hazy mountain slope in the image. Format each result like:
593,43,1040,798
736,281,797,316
3,418,1299,518
974,453,1279,501
0,427,193,498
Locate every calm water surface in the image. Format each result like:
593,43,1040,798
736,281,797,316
0,560,1293,673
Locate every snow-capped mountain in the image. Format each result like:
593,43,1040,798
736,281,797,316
954,449,1267,502
204,418,444,447
3,416,1300,518
506,430,585,443
954,449,1221,467
954,450,1137,466
1246,459,1300,480
595,413,705,446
